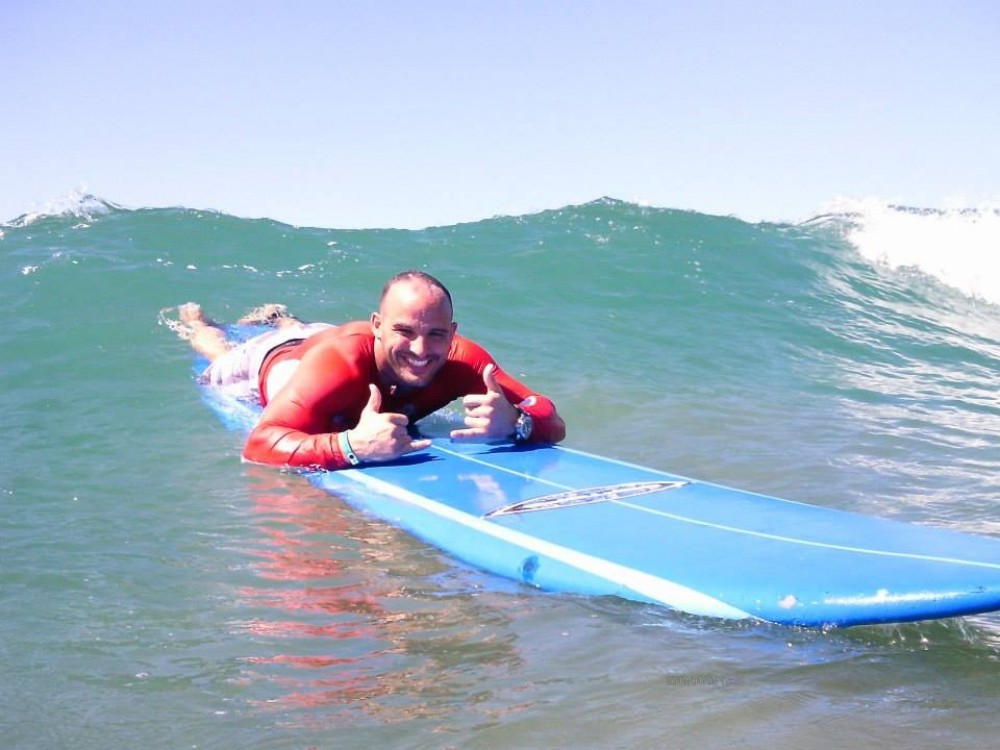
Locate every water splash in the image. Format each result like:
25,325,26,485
3,190,123,228
818,197,1000,305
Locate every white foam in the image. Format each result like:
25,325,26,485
5,189,121,228
823,197,1000,305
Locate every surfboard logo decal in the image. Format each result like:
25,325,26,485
485,480,688,517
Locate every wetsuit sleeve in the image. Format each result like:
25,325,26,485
492,366,567,444
242,343,366,470
455,338,567,444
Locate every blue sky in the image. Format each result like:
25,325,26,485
4,1,998,228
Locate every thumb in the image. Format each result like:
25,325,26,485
483,363,503,394
364,383,382,413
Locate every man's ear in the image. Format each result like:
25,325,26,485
370,311,382,339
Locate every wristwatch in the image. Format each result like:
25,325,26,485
514,408,533,443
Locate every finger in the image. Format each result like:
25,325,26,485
364,383,382,413
385,413,410,427
405,438,433,453
459,416,490,435
483,363,503,394
449,426,487,440
464,413,489,429
462,393,491,412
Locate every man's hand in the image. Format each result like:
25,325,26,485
347,384,432,462
450,364,519,441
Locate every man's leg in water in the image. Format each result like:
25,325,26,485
172,302,305,361
237,303,303,328
178,303,232,363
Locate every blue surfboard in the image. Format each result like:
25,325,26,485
194,332,1000,628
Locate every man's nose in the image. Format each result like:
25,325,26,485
409,336,427,355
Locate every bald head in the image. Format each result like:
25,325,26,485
379,271,453,317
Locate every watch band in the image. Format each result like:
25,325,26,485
514,407,533,443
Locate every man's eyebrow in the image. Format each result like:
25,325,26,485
389,322,451,337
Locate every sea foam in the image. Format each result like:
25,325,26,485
824,197,1000,305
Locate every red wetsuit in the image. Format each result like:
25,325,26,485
243,321,565,470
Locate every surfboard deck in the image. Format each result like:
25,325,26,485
194,333,1000,628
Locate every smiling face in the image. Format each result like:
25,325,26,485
371,277,457,390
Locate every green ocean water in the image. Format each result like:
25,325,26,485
2,196,999,749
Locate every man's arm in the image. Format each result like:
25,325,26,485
243,344,430,469
448,342,566,444
242,344,356,469
490,364,566,443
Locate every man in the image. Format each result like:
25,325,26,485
174,271,566,470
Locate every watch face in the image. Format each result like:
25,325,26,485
516,411,533,441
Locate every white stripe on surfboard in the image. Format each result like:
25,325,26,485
430,443,578,490
431,443,1000,572
339,466,754,621
613,500,1000,571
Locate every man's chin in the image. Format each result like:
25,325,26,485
395,369,437,388
405,375,435,388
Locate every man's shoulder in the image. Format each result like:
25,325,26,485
301,321,373,357
309,320,371,343
448,333,491,364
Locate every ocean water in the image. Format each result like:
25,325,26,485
2,195,999,749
